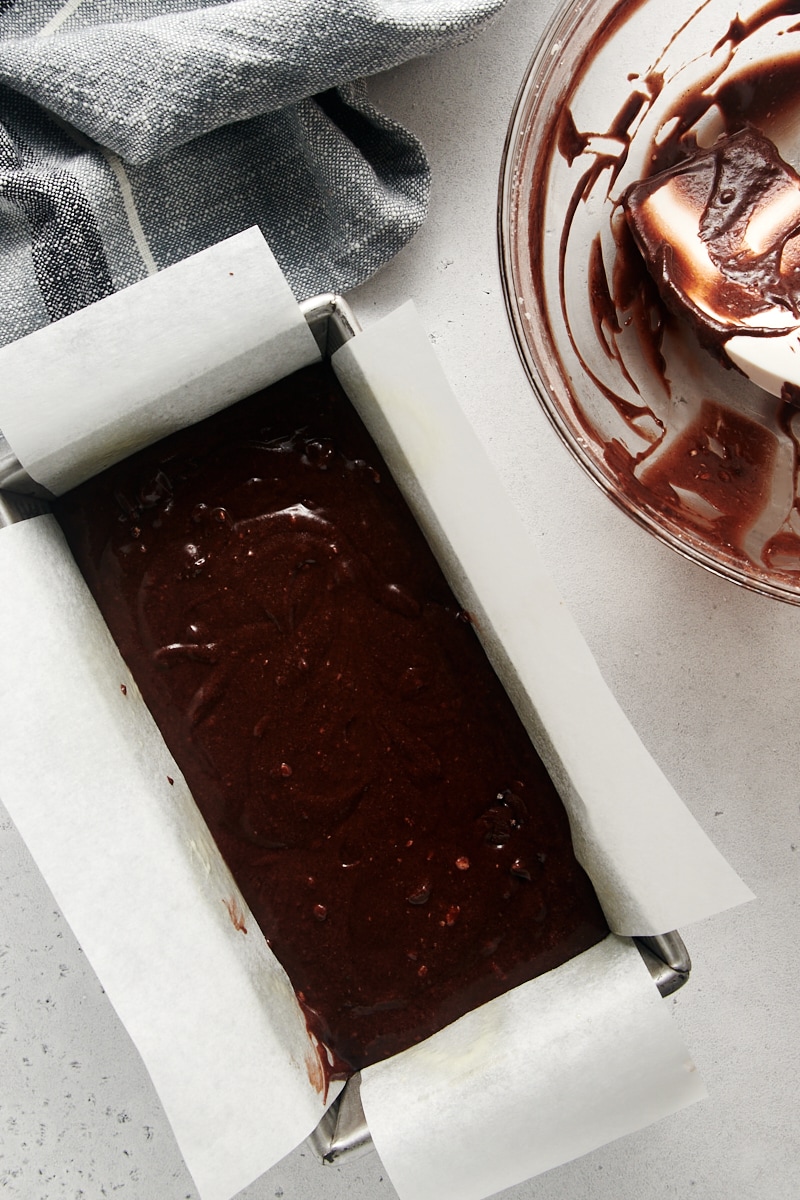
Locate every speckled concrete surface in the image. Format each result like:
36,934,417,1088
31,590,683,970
2,1,799,1197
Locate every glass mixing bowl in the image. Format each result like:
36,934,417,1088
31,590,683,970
499,0,800,603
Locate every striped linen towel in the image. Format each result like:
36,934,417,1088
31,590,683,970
0,0,504,345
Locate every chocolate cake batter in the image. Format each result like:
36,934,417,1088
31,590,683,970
55,364,607,1072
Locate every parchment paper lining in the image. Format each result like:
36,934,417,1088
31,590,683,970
0,230,752,1200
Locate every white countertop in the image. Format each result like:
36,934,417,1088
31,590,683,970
2,1,798,1197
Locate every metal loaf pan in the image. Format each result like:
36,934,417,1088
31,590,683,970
0,291,691,1166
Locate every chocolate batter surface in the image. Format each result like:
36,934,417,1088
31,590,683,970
55,364,607,1072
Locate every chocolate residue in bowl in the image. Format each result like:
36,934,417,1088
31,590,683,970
518,0,800,591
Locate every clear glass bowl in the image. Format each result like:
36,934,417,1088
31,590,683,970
499,0,800,604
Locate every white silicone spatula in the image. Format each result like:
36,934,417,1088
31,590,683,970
623,127,800,400
726,328,800,397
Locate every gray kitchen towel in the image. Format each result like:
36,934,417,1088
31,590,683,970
0,0,505,346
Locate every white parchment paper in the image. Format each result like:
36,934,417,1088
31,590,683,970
0,517,338,1200
360,935,706,1200
333,302,754,936
0,226,321,496
0,238,752,1200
